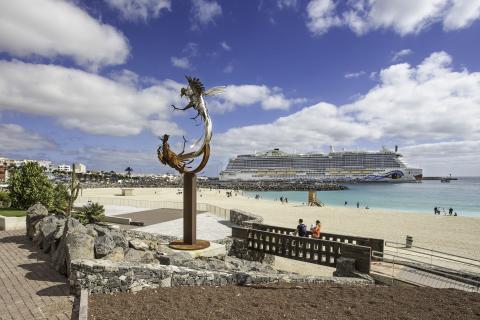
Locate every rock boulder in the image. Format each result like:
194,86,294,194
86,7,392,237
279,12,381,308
95,235,116,258
65,231,95,275
26,203,49,239
124,248,158,264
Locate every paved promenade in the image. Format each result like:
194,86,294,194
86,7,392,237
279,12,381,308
0,230,73,320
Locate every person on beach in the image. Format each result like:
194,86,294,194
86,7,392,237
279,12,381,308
344,201,347,206
434,207,438,215
296,219,307,237
280,196,284,204
449,208,453,215
356,202,359,208
285,197,288,204
311,220,321,238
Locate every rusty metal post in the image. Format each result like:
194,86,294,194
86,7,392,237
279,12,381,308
183,172,196,245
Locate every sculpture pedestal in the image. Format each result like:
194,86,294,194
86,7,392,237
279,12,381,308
169,172,210,250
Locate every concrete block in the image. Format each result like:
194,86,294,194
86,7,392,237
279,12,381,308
0,216,26,231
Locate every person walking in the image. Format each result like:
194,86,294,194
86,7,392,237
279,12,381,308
356,202,359,208
344,201,348,206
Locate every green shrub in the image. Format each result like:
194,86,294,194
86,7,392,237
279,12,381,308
76,202,105,225
0,190,11,208
8,162,54,210
53,183,69,213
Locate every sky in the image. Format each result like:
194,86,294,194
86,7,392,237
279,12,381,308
0,0,480,176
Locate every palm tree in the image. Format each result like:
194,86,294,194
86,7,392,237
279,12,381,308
79,202,105,224
125,167,133,178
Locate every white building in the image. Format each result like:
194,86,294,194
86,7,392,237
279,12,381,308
36,160,54,171
74,163,87,174
58,164,72,172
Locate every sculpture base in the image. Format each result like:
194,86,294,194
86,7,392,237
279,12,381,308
168,240,210,251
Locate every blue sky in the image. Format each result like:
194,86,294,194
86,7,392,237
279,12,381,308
1,0,480,176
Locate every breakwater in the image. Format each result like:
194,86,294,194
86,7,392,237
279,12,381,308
198,181,348,192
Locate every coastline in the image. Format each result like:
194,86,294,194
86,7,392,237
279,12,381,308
244,190,479,217
78,187,480,260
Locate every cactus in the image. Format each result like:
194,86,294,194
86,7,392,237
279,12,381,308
66,164,81,215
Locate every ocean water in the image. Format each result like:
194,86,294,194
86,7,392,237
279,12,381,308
245,177,480,217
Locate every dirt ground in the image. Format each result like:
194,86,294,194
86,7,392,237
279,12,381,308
89,284,480,320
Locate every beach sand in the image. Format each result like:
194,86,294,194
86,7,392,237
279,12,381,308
79,187,480,261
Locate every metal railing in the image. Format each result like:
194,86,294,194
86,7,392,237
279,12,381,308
385,241,480,269
373,249,480,292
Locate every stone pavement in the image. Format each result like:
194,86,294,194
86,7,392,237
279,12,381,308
0,230,73,320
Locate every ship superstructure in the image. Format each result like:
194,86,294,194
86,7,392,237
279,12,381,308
220,147,422,182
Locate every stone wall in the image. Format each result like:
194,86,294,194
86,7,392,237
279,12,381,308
230,209,263,227
70,258,372,295
227,238,274,264
25,204,176,277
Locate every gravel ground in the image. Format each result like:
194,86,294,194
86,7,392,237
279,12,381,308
89,284,480,320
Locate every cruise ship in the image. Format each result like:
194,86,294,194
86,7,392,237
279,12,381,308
220,146,422,182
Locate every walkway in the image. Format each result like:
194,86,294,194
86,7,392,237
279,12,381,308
371,261,479,292
0,230,73,320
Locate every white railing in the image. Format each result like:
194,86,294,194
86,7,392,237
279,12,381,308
76,196,230,220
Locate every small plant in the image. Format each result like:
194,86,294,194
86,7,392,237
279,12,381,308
77,202,105,225
0,190,11,208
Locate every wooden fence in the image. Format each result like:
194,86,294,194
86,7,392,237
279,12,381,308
232,226,372,273
251,223,384,257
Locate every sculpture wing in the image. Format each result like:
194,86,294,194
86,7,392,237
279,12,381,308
186,76,205,96
204,86,226,96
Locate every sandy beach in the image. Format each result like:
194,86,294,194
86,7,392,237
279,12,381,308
78,187,480,260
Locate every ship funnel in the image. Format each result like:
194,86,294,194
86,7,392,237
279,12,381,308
395,145,398,152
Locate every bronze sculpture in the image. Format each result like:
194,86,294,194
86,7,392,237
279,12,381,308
157,76,224,250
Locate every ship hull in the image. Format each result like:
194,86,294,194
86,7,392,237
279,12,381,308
220,167,422,182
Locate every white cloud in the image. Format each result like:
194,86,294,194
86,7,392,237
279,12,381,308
277,0,298,10
208,85,306,113
345,71,366,79
0,0,129,70
401,140,480,175
0,60,301,138
214,102,379,155
214,51,480,163
223,63,234,73
0,124,56,151
220,41,231,51
306,0,342,35
191,0,222,28
392,49,414,62
306,0,480,36
108,69,140,86
344,51,480,141
0,60,183,136
443,0,480,30
183,42,199,56
104,0,171,21
171,56,191,69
